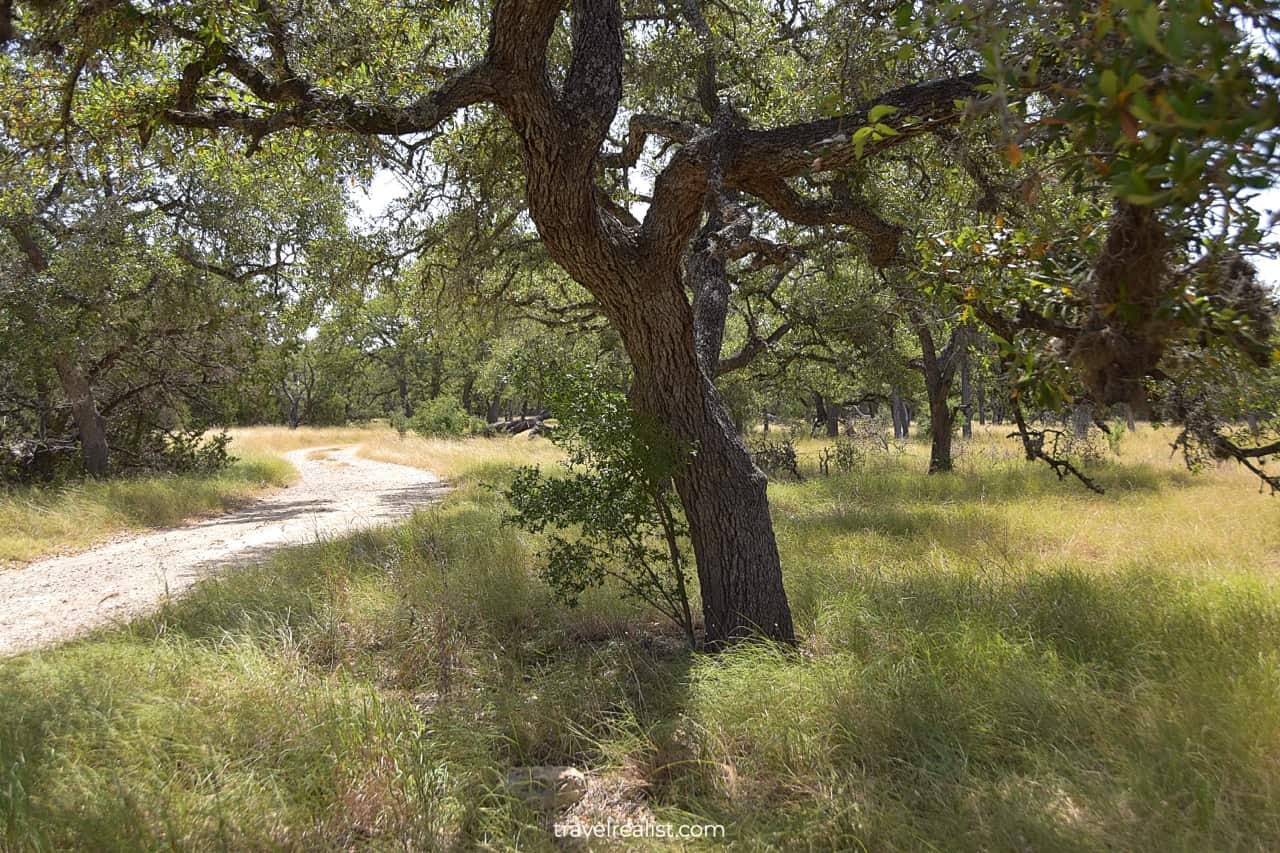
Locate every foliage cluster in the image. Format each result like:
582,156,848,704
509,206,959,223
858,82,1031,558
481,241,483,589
407,398,484,439
504,364,697,647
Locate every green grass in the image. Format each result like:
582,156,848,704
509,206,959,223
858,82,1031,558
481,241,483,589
0,452,296,565
2,426,1279,850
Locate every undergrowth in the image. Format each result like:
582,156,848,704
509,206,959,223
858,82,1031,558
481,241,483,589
2,424,1278,850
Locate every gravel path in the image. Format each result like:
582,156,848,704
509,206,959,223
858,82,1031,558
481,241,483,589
0,447,447,656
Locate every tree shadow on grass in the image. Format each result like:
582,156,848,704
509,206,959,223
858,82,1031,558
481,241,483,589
672,565,1280,850
4,482,1278,850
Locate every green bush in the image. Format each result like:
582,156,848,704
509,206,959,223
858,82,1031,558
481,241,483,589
388,409,409,437
140,428,237,474
503,362,697,647
408,398,482,438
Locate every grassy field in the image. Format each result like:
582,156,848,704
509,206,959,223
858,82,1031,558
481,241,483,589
0,452,296,565
2,423,1279,850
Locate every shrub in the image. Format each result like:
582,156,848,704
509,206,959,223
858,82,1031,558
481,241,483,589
818,438,864,476
750,435,802,480
141,428,237,474
388,409,409,438
408,398,482,438
503,362,697,647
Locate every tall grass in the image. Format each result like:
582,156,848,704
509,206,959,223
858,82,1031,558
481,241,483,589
0,453,295,565
2,424,1278,850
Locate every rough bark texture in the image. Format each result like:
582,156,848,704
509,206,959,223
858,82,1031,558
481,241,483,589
54,356,109,477
911,315,964,475
607,280,794,646
891,390,908,439
927,386,954,473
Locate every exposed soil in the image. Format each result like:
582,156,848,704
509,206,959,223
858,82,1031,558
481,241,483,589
0,447,447,656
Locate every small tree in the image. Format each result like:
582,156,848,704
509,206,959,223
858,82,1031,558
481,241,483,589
504,364,697,649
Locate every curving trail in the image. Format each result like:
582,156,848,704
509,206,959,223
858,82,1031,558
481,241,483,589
0,447,447,656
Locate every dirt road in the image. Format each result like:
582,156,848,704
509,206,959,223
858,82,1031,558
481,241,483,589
0,447,446,656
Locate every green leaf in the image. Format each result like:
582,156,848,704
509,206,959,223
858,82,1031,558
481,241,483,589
1099,69,1119,98
868,104,900,123
852,125,876,159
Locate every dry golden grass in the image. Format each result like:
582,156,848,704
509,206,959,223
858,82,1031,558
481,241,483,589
0,452,295,566
223,424,392,456
776,422,1280,581
228,423,563,481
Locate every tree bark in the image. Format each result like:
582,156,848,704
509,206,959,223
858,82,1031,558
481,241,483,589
54,355,109,477
812,391,827,436
960,347,972,439
927,384,954,473
1072,403,1092,439
910,313,961,474
617,283,794,646
825,402,840,438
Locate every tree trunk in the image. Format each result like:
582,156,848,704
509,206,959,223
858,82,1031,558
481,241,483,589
615,284,795,647
429,350,444,399
890,390,905,438
54,356,109,477
909,315,961,473
1125,402,1138,431
825,402,840,438
1072,404,1092,439
812,391,827,436
977,382,986,426
461,377,475,414
397,374,412,417
926,381,954,473
960,348,972,439
497,34,794,645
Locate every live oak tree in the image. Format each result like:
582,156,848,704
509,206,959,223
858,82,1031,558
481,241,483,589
0,49,353,476
7,0,1277,642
